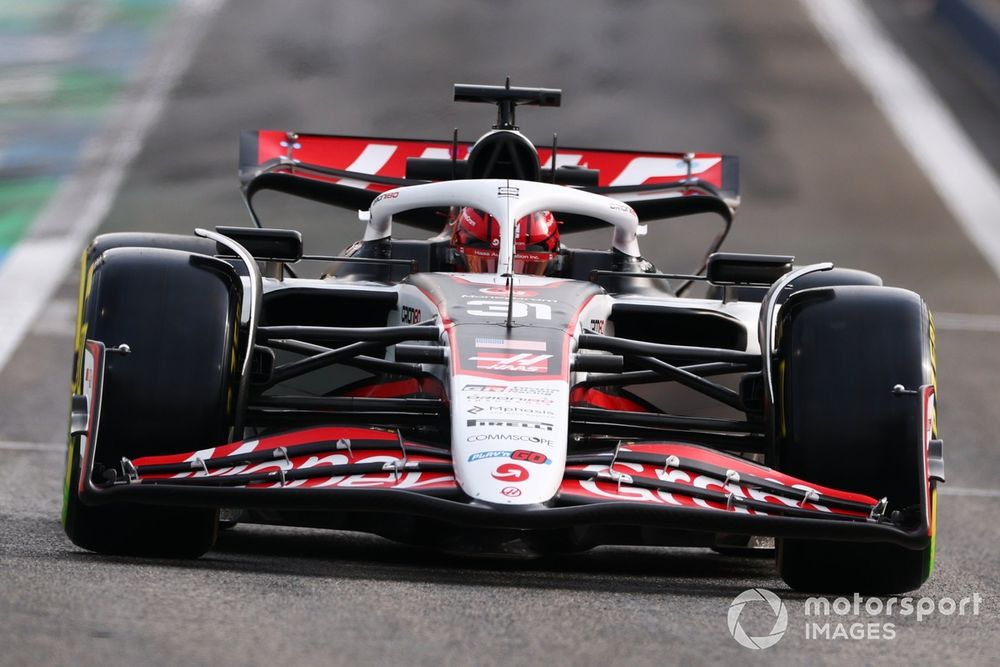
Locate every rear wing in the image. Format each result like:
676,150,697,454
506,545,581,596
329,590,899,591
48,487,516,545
238,130,740,226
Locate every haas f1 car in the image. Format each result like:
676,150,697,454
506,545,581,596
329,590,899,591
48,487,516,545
63,83,944,593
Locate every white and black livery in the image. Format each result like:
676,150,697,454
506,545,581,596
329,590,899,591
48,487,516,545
63,82,944,593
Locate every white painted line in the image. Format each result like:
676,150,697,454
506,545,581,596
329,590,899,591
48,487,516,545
938,486,1000,498
1,240,80,344
0,0,226,375
0,440,64,452
934,312,1000,333
802,0,1000,284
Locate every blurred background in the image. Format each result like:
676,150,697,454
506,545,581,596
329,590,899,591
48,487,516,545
0,1,998,665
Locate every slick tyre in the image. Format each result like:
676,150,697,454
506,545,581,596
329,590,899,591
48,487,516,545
63,246,241,557
775,286,937,594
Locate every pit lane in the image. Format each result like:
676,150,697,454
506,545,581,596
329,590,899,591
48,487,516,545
0,1,997,664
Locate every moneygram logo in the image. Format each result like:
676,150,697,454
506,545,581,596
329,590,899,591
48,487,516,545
728,588,788,650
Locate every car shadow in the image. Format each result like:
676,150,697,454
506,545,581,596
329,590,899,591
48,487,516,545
194,523,784,597
51,516,785,598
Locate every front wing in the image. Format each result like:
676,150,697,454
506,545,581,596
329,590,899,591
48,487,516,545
74,341,933,549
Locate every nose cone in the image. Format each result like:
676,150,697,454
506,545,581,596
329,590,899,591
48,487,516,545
401,272,603,505
450,373,569,505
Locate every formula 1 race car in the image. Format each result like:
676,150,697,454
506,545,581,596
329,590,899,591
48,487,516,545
63,82,944,593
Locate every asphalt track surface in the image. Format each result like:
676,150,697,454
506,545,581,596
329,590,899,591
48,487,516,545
1,1,999,665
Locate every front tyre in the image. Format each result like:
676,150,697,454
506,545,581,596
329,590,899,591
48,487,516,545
775,286,937,594
63,246,241,557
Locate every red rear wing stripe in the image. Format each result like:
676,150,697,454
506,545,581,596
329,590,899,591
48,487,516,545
242,130,736,193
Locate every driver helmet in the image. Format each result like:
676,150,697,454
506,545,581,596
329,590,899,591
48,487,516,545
451,207,560,275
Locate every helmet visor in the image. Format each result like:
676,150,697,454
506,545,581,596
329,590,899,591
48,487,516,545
457,247,553,275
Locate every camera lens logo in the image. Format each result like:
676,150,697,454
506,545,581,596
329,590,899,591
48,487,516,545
727,588,788,649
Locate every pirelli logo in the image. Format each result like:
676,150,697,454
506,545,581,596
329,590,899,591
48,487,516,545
466,419,554,431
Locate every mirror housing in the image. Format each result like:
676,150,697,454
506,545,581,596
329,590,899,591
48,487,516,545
707,252,794,286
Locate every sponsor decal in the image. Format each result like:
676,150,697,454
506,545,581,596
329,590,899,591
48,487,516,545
400,305,422,324
572,462,765,511
372,191,399,204
475,337,546,352
501,486,522,497
460,208,478,228
468,450,511,463
492,463,529,482
463,292,557,303
479,287,538,297
467,433,553,445
466,450,551,465
609,201,636,216
588,318,606,334
466,396,555,407
466,300,552,320
512,449,550,465
467,418,553,431
463,384,559,396
469,352,551,374
497,186,520,198
168,452,454,490
565,457,875,517
467,405,554,416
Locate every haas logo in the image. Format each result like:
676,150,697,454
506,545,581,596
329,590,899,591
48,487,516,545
492,463,529,482
469,352,551,373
